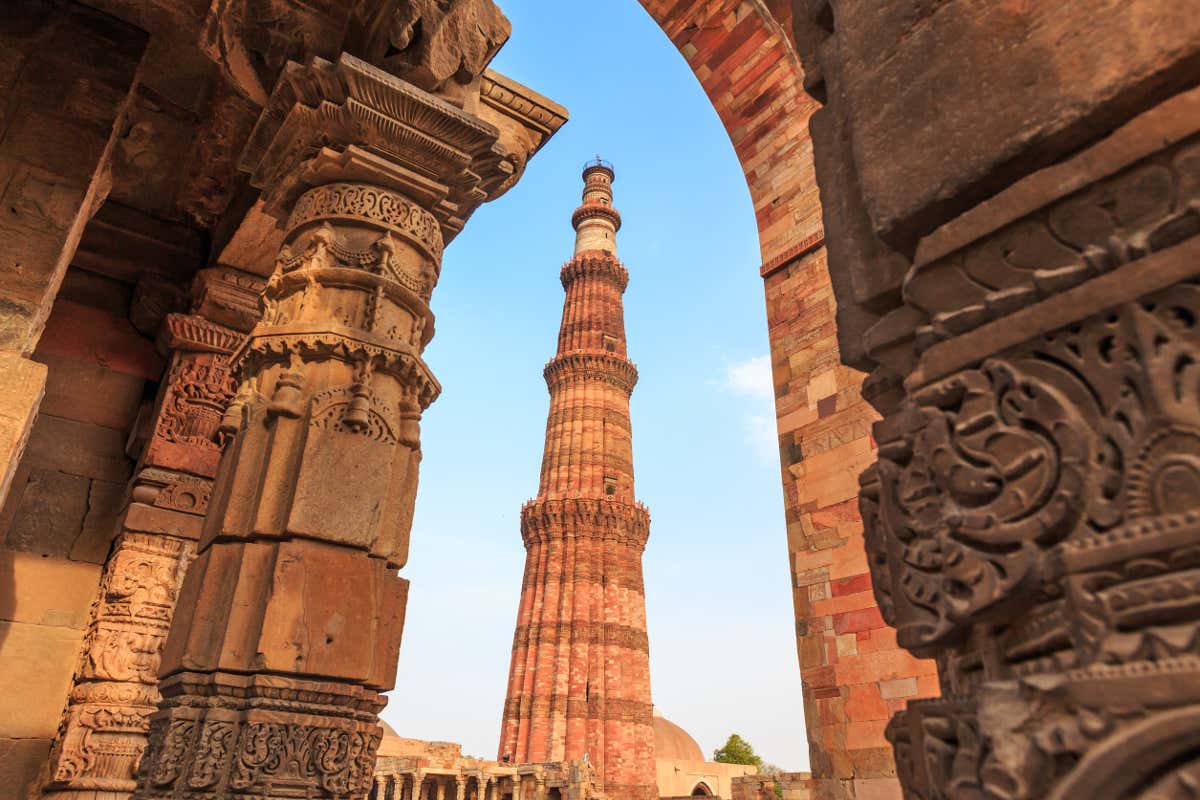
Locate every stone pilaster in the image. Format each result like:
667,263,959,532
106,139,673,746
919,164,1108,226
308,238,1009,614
131,39,563,800
38,268,263,798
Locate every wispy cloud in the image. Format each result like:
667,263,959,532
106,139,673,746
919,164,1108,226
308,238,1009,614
724,354,774,399
723,356,777,462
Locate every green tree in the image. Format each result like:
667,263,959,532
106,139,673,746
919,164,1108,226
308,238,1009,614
712,734,762,768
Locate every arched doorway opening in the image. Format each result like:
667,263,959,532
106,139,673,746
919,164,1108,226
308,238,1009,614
692,782,714,797
0,1,918,799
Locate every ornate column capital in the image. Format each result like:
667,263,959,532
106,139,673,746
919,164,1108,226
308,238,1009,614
239,52,563,239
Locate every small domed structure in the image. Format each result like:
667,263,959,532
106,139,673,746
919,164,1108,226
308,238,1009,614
653,708,705,761
652,709,758,799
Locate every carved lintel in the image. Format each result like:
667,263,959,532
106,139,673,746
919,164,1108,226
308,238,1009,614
237,52,553,240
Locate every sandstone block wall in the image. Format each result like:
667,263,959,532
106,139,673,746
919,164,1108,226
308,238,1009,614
0,270,159,794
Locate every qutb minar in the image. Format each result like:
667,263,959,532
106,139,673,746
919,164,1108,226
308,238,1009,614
499,160,658,800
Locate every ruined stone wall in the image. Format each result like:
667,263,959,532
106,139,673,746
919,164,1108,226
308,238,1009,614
731,772,813,800
636,3,935,797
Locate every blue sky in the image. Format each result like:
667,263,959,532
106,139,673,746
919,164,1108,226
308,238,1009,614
381,0,809,771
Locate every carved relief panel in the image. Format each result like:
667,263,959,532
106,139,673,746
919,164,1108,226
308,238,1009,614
861,173,1200,798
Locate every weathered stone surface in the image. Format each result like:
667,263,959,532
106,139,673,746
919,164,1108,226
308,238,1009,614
6,468,90,557
788,0,1200,797
0,0,146,354
0,353,46,510
0,737,52,799
35,300,161,381
132,29,563,800
824,0,1200,251
0,549,100,628
355,0,511,101
637,5,935,796
33,352,145,432
70,478,126,563
0,619,86,738
25,414,131,484
40,533,195,796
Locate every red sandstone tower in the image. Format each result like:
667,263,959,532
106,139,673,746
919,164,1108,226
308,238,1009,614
499,161,657,800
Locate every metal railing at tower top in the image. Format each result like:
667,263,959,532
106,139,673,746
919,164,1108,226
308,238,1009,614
582,156,615,177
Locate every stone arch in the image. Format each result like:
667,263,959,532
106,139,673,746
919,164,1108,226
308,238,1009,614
691,782,714,797
633,2,936,797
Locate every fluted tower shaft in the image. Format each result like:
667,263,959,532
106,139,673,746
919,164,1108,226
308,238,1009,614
499,163,657,800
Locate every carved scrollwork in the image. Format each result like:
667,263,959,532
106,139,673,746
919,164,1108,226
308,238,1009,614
287,183,444,261
865,359,1089,653
141,715,379,797
873,271,1200,797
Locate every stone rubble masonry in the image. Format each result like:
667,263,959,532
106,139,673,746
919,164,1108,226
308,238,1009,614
636,3,937,799
499,163,656,800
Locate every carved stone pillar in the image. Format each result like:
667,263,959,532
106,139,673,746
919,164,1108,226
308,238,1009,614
39,268,262,798
478,776,489,800
131,42,563,800
456,776,466,800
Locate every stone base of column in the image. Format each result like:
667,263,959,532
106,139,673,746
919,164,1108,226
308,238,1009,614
137,671,384,799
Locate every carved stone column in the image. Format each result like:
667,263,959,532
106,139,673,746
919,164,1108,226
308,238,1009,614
39,268,262,798
131,43,563,800
790,3,1200,796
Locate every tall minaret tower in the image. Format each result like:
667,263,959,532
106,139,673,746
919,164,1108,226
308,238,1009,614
499,160,657,800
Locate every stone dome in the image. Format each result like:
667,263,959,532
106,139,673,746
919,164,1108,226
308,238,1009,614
653,708,705,761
